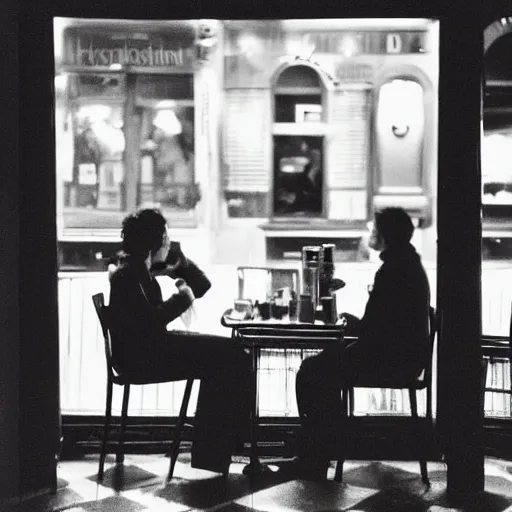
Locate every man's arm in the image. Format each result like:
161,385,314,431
153,243,211,299
111,268,193,328
171,258,211,299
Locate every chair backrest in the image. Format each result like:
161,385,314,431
92,293,117,380
237,266,300,300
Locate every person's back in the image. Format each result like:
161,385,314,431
354,241,430,378
109,255,169,373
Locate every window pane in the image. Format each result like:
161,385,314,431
273,135,324,216
376,79,424,189
140,104,195,210
67,100,125,210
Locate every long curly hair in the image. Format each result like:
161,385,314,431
121,209,167,259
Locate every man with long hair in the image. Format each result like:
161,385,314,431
108,208,252,474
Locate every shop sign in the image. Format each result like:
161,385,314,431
302,31,429,55
335,64,374,82
63,28,197,68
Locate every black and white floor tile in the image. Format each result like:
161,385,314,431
16,454,512,512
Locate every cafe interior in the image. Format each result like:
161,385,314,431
5,1,512,511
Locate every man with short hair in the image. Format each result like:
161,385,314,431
287,207,431,480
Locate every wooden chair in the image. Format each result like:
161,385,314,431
92,293,194,481
335,306,437,485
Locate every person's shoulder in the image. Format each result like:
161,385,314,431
109,260,135,284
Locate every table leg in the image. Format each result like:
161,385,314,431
242,346,272,477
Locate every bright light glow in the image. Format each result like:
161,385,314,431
237,33,262,57
77,104,112,122
53,18,67,63
153,109,182,136
54,74,67,94
482,133,512,183
280,18,434,31
155,100,178,109
339,36,358,57
109,63,123,71
91,121,126,155
379,79,423,129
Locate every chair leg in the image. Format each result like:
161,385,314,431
116,384,130,464
409,388,429,485
334,387,351,483
168,379,194,480
98,379,113,481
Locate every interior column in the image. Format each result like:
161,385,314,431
436,15,485,497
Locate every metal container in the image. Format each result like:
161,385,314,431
322,243,335,264
301,246,323,309
321,296,337,324
320,243,335,298
298,293,314,323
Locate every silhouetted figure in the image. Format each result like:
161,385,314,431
285,208,431,480
108,208,252,474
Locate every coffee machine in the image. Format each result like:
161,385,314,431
300,244,345,323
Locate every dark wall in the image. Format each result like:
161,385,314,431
0,0,19,502
18,3,61,497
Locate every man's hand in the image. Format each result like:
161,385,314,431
165,241,188,278
176,278,195,303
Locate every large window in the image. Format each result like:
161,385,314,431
60,73,196,223
55,18,443,423
481,19,512,421
54,18,201,270
482,25,512,260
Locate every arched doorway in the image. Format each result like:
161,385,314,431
270,63,330,217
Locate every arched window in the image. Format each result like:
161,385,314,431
376,79,425,191
271,64,327,217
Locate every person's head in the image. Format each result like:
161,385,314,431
121,208,170,263
368,207,414,251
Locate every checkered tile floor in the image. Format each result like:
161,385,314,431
16,453,512,512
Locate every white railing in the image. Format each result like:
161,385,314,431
58,263,511,418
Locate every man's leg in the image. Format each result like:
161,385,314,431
152,332,252,472
295,346,344,478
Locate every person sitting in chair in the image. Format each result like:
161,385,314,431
284,207,431,480
108,208,252,474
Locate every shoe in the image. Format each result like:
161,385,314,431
191,448,230,475
276,457,328,481
191,456,230,475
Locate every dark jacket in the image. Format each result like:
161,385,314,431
108,255,211,374
348,243,431,378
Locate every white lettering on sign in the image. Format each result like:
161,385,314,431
386,33,402,54
75,38,184,67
